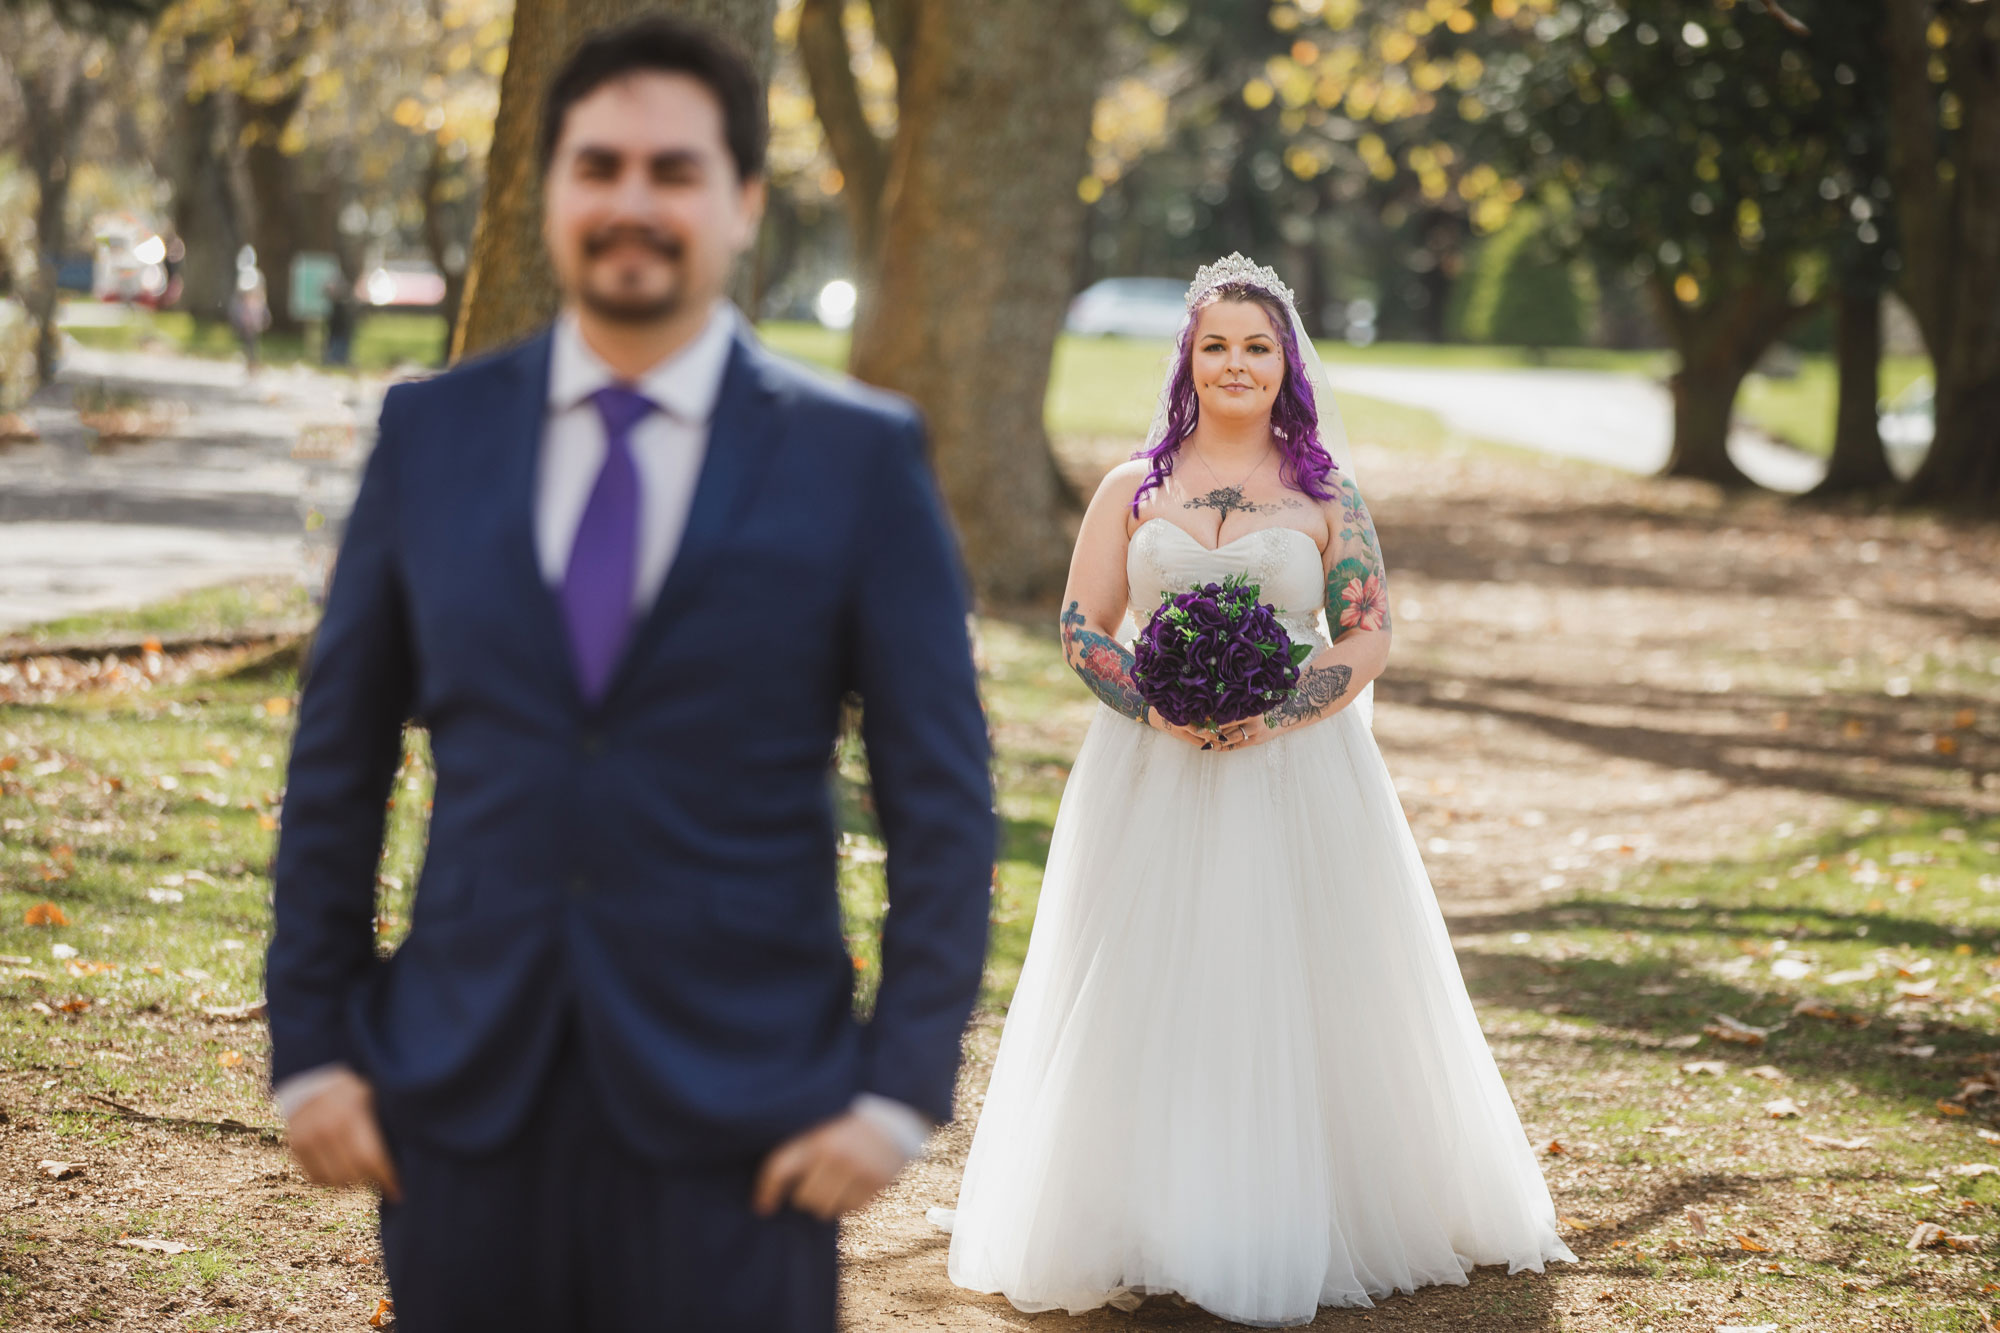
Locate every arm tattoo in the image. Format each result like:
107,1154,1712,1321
1265,663,1353,728
1327,475,1391,633
1060,600,1149,723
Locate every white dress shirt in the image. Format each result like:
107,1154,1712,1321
274,301,932,1166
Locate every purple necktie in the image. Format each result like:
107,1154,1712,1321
561,385,655,702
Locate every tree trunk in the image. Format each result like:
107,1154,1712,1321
1885,0,2000,509
1654,274,1804,488
1810,280,1895,496
241,90,307,337
17,58,93,388
168,85,245,326
454,0,776,359
848,0,1114,603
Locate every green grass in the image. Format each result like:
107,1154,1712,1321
63,306,1926,462
61,307,449,375
3,579,313,647
1738,354,1933,457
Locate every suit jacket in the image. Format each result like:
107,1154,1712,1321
264,323,995,1161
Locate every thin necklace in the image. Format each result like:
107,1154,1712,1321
1192,446,1268,492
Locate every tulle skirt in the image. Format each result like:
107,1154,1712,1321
943,703,1576,1326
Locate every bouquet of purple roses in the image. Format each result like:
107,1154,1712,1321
1131,573,1313,730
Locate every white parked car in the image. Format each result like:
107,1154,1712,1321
1065,277,1189,339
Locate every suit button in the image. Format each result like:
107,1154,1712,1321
580,731,604,756
568,874,592,896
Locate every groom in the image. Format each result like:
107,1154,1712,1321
263,15,994,1331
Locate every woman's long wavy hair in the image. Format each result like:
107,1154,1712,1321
1129,281,1339,516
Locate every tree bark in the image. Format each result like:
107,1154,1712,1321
454,0,776,359
1884,0,2000,509
1654,274,1805,488
16,51,95,387
167,78,245,327
848,0,1115,603
1810,280,1895,496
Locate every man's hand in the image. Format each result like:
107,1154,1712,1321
285,1069,402,1202
751,1111,905,1221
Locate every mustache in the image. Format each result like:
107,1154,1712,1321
583,226,682,260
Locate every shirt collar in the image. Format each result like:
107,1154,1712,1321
549,301,738,423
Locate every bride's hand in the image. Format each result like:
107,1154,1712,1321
1146,711,1219,749
1212,717,1276,751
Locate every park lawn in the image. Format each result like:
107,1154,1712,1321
4,576,2000,1327
60,306,1922,461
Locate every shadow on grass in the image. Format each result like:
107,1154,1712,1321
1381,666,1993,816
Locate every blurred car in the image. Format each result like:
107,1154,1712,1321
1065,277,1189,338
361,260,447,309
1878,377,1934,450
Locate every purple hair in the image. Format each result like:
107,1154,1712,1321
1130,281,1339,516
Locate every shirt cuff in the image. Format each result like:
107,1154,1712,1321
850,1092,933,1164
273,1063,354,1123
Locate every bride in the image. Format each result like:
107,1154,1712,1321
939,255,1575,1325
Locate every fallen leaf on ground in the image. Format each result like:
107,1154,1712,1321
1736,1234,1771,1252
1763,1097,1803,1118
1949,1162,2000,1177
1543,1139,1566,1155
201,998,267,1021
38,1161,80,1179
23,902,69,927
1802,1133,1871,1150
217,1050,244,1069
368,1298,394,1327
1706,1013,1773,1045
1684,1206,1707,1238
1681,1060,1728,1076
1661,1033,1703,1049
117,1236,198,1254
1745,1064,1786,1080
1938,1100,1970,1117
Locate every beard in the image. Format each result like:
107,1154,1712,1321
576,225,687,325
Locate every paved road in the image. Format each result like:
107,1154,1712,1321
1323,363,1831,492
0,339,372,634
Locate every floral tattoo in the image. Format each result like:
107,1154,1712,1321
1265,663,1352,728
1327,475,1390,633
1184,486,1296,518
1061,600,1150,723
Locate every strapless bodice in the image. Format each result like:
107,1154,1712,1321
1125,518,1329,651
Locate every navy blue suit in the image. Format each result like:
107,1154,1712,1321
265,323,995,1330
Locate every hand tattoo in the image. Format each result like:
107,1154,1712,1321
1060,601,1149,723
1185,486,1294,518
1265,663,1352,728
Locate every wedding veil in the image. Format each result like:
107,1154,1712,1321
1137,253,1375,730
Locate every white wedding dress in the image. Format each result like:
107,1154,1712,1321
942,517,1576,1326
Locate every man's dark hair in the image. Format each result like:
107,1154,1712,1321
539,14,767,181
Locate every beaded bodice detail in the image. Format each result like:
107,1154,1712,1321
1125,518,1329,652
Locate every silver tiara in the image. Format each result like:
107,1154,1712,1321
1185,252,1296,310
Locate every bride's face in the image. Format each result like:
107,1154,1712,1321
1189,299,1284,428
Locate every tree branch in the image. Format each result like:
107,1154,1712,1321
798,0,890,261
1756,0,1810,37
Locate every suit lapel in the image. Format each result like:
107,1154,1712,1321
598,327,787,708
490,329,585,710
